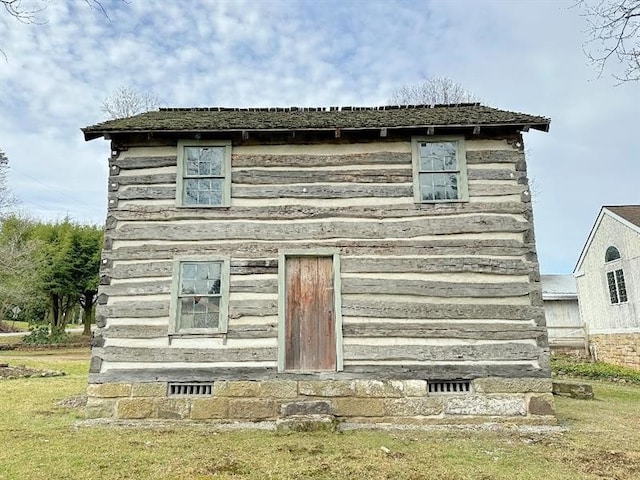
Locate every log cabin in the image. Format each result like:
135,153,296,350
82,104,555,426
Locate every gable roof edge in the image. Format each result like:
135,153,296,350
573,206,640,274
573,207,607,275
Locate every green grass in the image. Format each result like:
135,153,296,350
552,355,640,384
0,348,639,479
0,320,29,332
0,331,91,346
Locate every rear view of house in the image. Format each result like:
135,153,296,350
82,104,555,426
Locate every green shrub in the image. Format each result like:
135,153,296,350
22,325,69,345
552,355,640,384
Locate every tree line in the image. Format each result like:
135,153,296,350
0,215,103,337
1,149,102,339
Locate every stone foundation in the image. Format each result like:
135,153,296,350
86,378,555,425
589,333,640,369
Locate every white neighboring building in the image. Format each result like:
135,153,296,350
574,205,640,369
541,275,584,353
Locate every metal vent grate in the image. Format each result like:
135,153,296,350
169,383,213,396
428,380,471,394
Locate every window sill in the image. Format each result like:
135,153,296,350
414,200,469,208
176,204,231,209
169,331,227,339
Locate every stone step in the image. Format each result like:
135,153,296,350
276,414,337,432
552,381,594,400
281,400,332,416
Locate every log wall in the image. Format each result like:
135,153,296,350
91,138,549,385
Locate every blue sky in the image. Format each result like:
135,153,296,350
1,0,638,274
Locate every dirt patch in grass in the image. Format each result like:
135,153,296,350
560,448,640,480
56,395,87,409
0,363,65,380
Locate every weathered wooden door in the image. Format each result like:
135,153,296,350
284,256,336,371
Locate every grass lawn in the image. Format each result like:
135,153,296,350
0,320,29,332
0,348,638,480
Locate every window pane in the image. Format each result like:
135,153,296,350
615,269,627,302
198,161,211,176
182,263,196,279
178,296,220,330
200,147,224,175
187,160,199,175
184,178,224,205
419,142,457,171
184,147,224,176
607,271,619,304
420,173,458,201
605,246,621,262
181,262,222,294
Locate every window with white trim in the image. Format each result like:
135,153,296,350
171,259,229,334
604,246,627,304
412,137,468,203
177,140,231,207
606,269,627,304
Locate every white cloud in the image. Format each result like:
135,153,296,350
0,0,638,273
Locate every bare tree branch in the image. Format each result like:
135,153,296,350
389,76,480,106
101,85,160,119
0,149,19,216
1,0,129,60
1,0,47,24
576,0,640,82
84,0,130,22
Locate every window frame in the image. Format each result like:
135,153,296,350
606,267,628,305
176,139,232,208
604,246,628,305
411,136,469,204
169,257,230,336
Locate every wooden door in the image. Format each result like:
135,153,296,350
284,256,336,371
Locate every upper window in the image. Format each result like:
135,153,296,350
170,259,229,335
605,246,621,262
177,140,231,207
412,137,468,203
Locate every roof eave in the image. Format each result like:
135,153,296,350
82,121,550,142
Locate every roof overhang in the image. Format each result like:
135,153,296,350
83,122,549,142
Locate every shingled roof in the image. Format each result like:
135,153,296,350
82,104,550,140
606,205,640,229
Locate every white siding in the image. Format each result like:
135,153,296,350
576,214,640,332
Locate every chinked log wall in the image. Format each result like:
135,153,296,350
91,139,548,384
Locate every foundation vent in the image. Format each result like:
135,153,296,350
428,380,471,394
169,383,213,396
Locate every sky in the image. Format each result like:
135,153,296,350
0,0,638,275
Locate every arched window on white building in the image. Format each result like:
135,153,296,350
604,246,627,304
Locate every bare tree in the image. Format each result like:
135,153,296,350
577,0,640,82
101,85,160,119
1,0,128,60
0,149,18,216
1,0,47,24
0,215,40,322
389,76,480,106
1,0,124,22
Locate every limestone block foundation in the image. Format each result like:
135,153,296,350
86,378,555,426
590,333,640,369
